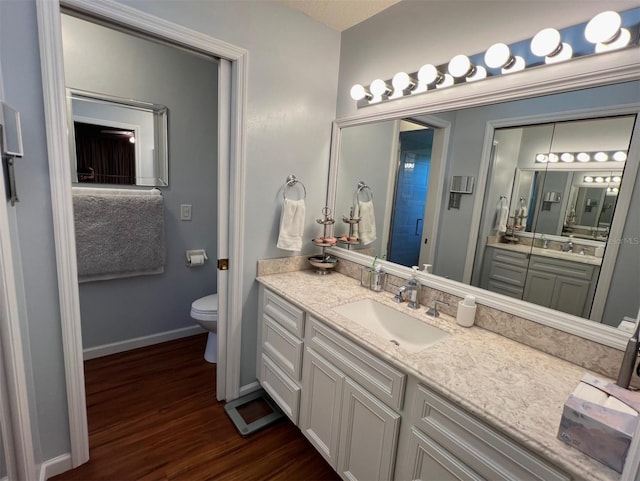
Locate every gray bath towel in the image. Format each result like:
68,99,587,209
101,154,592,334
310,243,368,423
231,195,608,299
73,189,165,282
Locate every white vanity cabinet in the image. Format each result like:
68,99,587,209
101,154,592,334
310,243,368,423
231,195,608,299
397,383,571,481
300,317,404,481
256,287,305,423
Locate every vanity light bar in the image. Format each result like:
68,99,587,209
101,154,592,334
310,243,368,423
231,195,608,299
535,150,628,164
350,8,638,107
584,175,622,183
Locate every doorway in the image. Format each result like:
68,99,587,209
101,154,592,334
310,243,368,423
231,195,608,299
37,0,248,470
387,124,434,267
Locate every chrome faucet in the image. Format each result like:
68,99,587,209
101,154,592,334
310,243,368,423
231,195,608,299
392,286,406,303
426,300,447,318
560,239,574,253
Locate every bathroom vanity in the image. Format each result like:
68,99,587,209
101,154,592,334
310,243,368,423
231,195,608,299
256,270,620,481
479,243,601,318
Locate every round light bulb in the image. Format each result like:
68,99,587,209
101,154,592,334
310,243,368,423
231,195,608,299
584,176,594,183
531,28,561,57
596,28,631,52
612,187,619,194
594,152,608,162
370,79,391,97
128,136,135,144
585,11,622,44
418,64,442,85
392,71,414,92
613,176,621,183
548,153,559,163
576,152,590,162
485,43,511,69
545,43,573,64
560,153,574,162
595,176,604,183
350,84,368,101
605,176,611,182
435,74,454,89
503,56,526,74
467,66,487,82
536,154,548,163
448,54,473,78
613,151,627,162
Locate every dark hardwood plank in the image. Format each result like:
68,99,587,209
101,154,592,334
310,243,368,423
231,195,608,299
51,334,340,481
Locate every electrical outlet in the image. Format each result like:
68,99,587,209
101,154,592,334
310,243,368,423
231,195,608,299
180,204,192,221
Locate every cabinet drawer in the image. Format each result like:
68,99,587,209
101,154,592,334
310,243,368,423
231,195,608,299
306,318,406,411
528,255,595,280
411,384,569,481
490,247,530,267
260,354,300,424
263,289,305,338
263,314,304,380
488,261,528,286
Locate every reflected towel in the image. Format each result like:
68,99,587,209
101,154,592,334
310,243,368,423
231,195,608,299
277,198,305,251
357,200,377,245
495,203,509,232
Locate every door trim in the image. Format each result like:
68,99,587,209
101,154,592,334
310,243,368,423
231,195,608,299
36,0,248,467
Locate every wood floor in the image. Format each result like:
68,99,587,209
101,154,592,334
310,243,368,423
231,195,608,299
51,334,341,481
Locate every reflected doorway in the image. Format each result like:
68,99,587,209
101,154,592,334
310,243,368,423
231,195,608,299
388,122,433,267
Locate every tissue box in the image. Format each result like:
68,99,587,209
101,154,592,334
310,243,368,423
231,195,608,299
558,374,640,473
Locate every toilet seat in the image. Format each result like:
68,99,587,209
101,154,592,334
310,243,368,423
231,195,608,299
190,294,218,322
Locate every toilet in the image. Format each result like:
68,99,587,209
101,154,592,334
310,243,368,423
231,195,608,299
190,294,218,363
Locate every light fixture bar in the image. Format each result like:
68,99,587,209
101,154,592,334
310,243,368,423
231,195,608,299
535,150,628,163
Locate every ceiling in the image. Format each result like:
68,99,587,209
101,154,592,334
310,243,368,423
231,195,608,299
279,0,402,31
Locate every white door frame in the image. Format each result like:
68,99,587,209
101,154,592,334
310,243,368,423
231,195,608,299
36,0,247,467
0,32,37,481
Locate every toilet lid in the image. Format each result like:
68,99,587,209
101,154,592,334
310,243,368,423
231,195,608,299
191,294,218,321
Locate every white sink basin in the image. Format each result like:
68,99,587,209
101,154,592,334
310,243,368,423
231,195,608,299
333,299,448,353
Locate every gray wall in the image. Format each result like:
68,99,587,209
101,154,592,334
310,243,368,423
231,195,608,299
62,14,219,349
0,0,340,467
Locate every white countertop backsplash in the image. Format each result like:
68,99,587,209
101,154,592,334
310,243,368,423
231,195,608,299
257,269,621,481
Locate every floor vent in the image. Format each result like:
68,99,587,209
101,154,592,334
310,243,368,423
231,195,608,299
224,389,284,436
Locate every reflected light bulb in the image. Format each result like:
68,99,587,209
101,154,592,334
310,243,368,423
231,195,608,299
584,176,594,183
128,136,136,144
613,151,627,162
594,152,608,162
560,153,574,162
435,74,454,89
416,64,443,92
576,152,590,162
548,153,559,163
595,176,604,183
536,154,548,163
613,176,621,183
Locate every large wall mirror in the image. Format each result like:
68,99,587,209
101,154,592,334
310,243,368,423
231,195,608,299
328,79,639,341
67,89,168,186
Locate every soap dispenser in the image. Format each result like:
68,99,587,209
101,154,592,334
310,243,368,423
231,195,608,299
406,266,420,309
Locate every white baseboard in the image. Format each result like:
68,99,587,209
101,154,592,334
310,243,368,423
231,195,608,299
38,453,72,481
83,325,206,360
239,381,261,398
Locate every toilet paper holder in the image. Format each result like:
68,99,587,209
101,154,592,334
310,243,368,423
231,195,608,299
186,249,208,267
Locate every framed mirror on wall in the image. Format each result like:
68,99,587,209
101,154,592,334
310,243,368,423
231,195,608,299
66,89,169,186
327,79,640,344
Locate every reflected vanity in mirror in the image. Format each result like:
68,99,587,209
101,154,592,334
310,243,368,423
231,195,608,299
67,89,168,186
328,80,639,336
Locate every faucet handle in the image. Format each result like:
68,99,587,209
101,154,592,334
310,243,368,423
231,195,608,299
393,286,406,303
426,300,447,318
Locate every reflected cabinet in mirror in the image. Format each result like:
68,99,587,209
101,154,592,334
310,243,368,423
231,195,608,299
67,89,169,186
329,80,639,330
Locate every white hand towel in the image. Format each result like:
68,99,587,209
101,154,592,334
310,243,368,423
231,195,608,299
277,198,305,251
494,204,509,232
357,200,377,245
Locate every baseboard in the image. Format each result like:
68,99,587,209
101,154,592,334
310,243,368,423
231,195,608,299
83,325,206,360
38,453,73,481
239,381,261,398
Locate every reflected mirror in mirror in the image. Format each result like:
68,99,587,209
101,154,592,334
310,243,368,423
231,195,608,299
67,90,168,186
330,80,639,328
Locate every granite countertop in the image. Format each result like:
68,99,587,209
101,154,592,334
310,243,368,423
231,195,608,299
257,270,619,481
487,241,602,266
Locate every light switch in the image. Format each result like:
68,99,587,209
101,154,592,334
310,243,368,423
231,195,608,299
180,204,192,221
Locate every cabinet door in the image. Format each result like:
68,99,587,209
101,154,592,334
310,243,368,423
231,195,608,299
550,275,592,317
401,428,483,481
337,378,401,481
522,270,555,307
299,349,344,469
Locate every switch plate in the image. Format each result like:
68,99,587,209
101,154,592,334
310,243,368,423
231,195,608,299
180,204,192,221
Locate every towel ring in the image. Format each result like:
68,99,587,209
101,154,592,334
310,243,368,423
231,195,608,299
353,180,373,205
283,174,307,200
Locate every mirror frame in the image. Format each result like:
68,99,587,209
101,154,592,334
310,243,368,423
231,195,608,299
327,48,640,350
66,88,169,187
